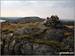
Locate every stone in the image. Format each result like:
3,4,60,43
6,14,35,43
43,15,63,28
14,26,39,35
44,29,65,42
33,44,55,55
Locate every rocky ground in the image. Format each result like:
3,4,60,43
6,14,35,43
1,15,74,55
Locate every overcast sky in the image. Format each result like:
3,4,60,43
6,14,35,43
1,0,75,19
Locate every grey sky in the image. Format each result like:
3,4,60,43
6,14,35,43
1,0,75,19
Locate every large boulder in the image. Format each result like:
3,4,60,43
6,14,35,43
14,26,39,35
43,29,66,42
33,43,55,55
3,35,56,55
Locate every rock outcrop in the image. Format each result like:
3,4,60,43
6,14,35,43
43,15,64,28
1,15,74,55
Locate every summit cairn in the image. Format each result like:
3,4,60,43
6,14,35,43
43,15,63,28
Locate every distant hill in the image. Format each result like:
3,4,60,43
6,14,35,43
60,19,74,26
0,17,23,20
17,17,45,22
0,17,74,24
0,17,45,23
1,17,75,21
60,19,75,21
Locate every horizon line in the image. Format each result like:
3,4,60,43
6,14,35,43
0,16,75,19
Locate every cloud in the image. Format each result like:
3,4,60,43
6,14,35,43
1,0,75,19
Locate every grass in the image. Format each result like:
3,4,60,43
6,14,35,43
2,23,38,33
64,32,72,37
65,25,74,29
33,40,61,48
16,34,62,50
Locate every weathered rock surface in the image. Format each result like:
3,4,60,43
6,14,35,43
14,26,39,35
43,15,64,28
1,15,74,55
2,35,56,55
43,29,65,42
